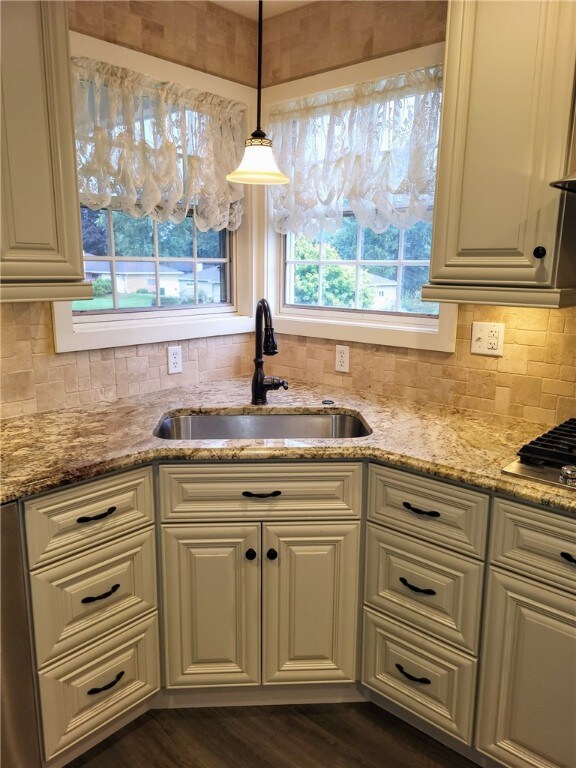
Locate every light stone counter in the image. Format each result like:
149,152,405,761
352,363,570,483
1,378,575,512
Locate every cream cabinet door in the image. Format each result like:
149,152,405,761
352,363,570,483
0,1,91,301
424,0,576,306
477,569,576,768
263,521,359,684
162,524,260,687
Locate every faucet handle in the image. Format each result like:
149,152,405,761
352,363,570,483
271,377,289,391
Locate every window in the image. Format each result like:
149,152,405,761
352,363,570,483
74,208,231,314
285,213,438,316
263,44,456,352
53,34,256,352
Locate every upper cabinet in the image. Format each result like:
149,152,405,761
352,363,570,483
423,0,576,308
0,1,92,302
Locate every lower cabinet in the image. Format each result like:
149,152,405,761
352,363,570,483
476,570,576,768
22,468,160,763
162,521,360,687
362,464,488,746
476,498,576,768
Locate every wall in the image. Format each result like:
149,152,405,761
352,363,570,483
1,303,574,425
263,0,447,85
66,1,447,87
67,0,257,86
1,2,574,427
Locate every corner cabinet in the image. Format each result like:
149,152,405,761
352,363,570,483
159,463,362,688
0,1,92,302
422,0,576,308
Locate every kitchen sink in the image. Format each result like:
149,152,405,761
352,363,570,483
153,411,372,440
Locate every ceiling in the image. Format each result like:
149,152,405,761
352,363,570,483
211,1,314,20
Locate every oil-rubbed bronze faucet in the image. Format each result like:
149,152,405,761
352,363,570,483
252,298,289,405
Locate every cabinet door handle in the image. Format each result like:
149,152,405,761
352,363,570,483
266,548,278,561
395,663,431,685
87,670,125,696
245,548,257,561
81,583,121,604
560,551,576,565
76,505,117,524
533,246,547,259
399,576,436,596
242,490,282,499
402,501,440,518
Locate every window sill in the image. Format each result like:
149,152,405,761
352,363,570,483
274,304,458,352
52,303,254,352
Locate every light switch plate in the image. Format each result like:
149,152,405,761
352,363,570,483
471,322,505,356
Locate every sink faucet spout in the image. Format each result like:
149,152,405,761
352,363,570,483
252,299,289,405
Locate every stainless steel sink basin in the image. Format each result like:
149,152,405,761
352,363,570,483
153,411,371,440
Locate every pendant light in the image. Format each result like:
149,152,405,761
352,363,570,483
226,0,289,185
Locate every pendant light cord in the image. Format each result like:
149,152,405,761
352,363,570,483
253,0,264,138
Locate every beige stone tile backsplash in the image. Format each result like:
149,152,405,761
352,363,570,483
67,1,447,88
1,303,574,426
67,0,258,87
263,0,447,86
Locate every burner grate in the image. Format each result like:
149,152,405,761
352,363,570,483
517,418,576,467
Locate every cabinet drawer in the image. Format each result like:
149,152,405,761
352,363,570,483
491,499,576,593
364,524,483,653
159,463,363,521
38,613,159,761
25,468,154,569
30,527,157,667
368,465,489,558
362,608,476,744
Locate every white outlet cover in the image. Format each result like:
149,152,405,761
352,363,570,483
335,344,350,373
167,345,183,374
471,322,505,357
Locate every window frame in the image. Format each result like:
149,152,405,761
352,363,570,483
262,43,457,353
53,33,257,353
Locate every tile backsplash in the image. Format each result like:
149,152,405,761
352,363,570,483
1,303,574,425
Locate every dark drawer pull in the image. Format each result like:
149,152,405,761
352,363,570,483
395,663,431,685
399,576,436,596
560,551,576,565
245,548,257,561
76,506,117,524
242,490,282,499
402,501,440,518
81,583,121,605
266,548,278,561
87,670,125,696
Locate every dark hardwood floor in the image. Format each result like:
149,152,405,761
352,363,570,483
67,703,478,768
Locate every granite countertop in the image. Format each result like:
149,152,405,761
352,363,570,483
1,378,575,512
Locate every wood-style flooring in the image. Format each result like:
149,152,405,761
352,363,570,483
67,703,478,768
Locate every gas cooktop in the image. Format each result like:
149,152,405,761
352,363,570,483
502,417,576,489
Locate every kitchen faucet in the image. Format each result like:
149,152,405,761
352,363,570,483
252,298,289,405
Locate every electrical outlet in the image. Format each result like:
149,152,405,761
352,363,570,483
167,345,182,374
471,322,505,357
335,345,350,373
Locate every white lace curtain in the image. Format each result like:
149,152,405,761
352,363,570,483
71,57,246,231
268,65,442,238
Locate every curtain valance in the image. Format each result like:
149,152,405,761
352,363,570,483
268,65,442,238
71,57,246,231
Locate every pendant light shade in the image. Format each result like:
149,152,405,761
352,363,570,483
226,1,289,186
